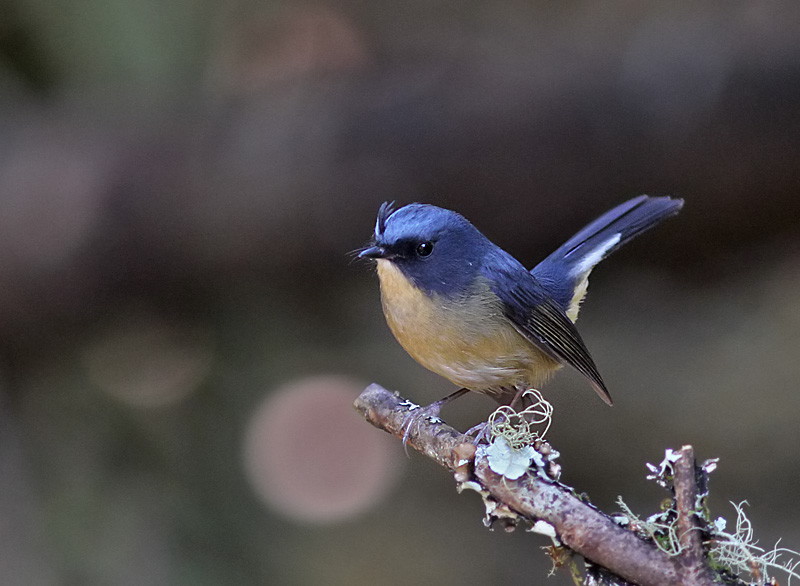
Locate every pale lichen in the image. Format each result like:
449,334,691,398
485,389,556,480
485,436,536,480
615,496,685,557
456,478,521,530
617,450,800,585
708,500,800,585
487,388,553,449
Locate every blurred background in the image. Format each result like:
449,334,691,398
1,1,799,584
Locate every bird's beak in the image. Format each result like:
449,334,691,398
358,245,394,260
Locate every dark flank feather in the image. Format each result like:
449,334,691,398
483,261,612,405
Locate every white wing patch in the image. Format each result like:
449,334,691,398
570,233,621,277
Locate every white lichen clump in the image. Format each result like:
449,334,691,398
485,436,536,480
709,501,800,584
485,389,554,480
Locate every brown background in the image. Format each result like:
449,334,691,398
1,1,799,584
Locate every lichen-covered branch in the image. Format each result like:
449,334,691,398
672,445,717,582
353,383,722,586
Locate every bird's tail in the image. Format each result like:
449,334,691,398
532,195,683,315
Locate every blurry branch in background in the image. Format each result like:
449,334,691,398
353,384,788,586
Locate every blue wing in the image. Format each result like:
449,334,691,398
482,255,612,405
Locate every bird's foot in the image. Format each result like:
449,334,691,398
464,420,492,445
464,408,511,445
398,387,471,447
399,400,444,446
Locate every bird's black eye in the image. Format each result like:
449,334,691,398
416,241,434,257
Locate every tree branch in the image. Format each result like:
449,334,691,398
672,445,717,583
353,383,725,586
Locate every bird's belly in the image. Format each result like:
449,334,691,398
376,261,558,393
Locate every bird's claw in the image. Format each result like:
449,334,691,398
464,421,493,445
400,403,444,448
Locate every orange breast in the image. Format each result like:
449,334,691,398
375,260,560,393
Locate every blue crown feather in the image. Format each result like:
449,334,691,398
375,201,396,238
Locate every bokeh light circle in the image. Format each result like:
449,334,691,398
82,313,213,408
243,376,400,523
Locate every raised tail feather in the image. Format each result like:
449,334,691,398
532,195,684,312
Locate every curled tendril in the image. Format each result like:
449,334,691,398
488,389,553,449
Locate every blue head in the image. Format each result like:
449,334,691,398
359,203,494,296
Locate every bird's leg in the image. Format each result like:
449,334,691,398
507,386,527,410
464,386,526,444
401,387,470,446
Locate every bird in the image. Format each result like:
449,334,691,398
358,195,683,422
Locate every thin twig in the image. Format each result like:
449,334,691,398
672,445,717,585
